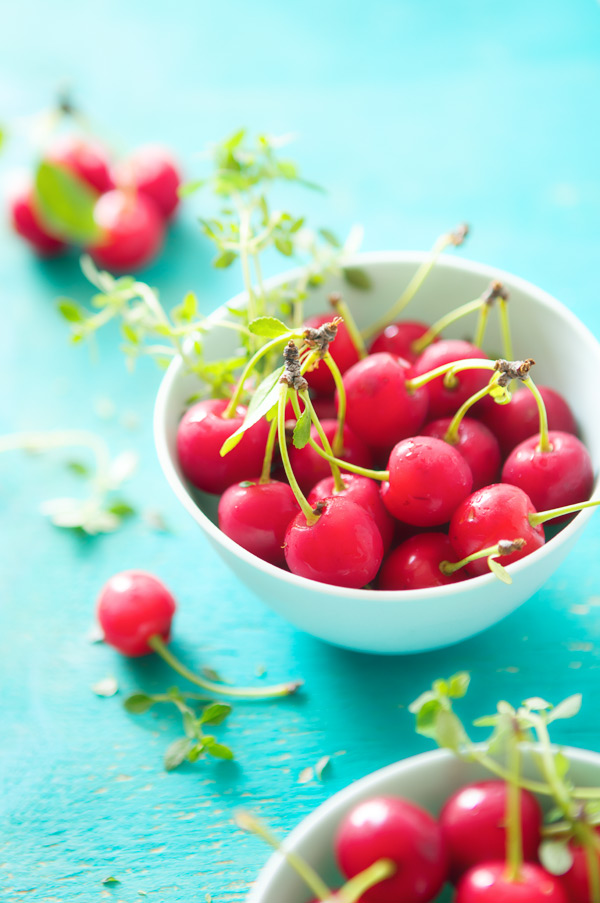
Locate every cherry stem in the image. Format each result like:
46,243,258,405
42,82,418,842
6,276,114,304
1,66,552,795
223,334,293,419
277,385,320,525
147,635,302,699
439,539,523,577
297,391,345,492
305,437,387,481
362,224,468,341
504,735,524,882
259,416,278,484
329,294,368,359
406,358,497,393
529,497,600,527
443,376,502,444
498,297,514,361
582,825,600,903
522,376,551,453
337,859,396,903
235,811,333,902
411,296,484,356
473,303,489,349
322,351,347,456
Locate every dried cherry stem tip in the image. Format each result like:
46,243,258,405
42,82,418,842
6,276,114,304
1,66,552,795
147,635,302,699
328,293,367,359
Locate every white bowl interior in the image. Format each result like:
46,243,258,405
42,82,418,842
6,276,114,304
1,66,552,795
154,253,600,654
247,746,600,903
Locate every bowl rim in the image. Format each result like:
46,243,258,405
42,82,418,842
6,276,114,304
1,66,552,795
154,250,600,603
246,743,600,902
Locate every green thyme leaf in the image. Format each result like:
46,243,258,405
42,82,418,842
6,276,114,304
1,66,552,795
57,299,85,323
164,737,192,771
319,228,341,248
248,316,290,339
274,237,293,257
292,406,311,449
106,500,136,519
343,267,372,290
213,250,237,269
488,558,512,584
219,367,283,456
200,702,232,726
548,694,582,723
35,161,100,244
204,739,235,761
124,693,155,714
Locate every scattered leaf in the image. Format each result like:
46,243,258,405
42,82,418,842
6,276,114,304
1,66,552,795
298,767,314,784
92,676,118,697
315,756,331,780
124,693,155,715
342,267,372,290
164,737,192,771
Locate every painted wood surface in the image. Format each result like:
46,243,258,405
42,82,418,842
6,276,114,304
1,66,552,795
2,2,600,900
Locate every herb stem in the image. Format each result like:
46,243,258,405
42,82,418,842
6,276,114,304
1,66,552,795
223,335,290,418
147,635,302,699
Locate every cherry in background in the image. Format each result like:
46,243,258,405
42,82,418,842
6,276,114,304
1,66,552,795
288,420,373,493
308,473,395,552
559,828,600,903
479,385,577,456
114,145,181,220
411,339,489,419
87,188,165,272
46,134,114,194
454,861,568,902
177,398,270,495
9,187,66,256
218,480,299,566
335,796,448,903
422,417,501,491
369,320,433,363
378,533,466,590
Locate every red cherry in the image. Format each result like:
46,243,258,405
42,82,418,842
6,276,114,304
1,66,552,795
478,386,577,456
342,353,428,450
87,189,165,272
308,473,395,552
288,420,373,493
303,314,361,395
46,135,114,193
218,480,299,566
378,533,466,590
114,145,181,219
369,320,434,363
177,398,270,494
559,829,600,902
311,395,338,421
449,484,545,576
411,340,489,419
422,417,501,491
335,796,448,903
97,570,176,657
440,780,542,880
382,436,473,527
284,497,384,588
9,187,66,256
454,861,568,902
501,431,593,519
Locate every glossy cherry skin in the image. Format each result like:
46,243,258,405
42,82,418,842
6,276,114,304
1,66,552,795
177,398,270,494
559,828,600,902
378,533,466,590
114,145,181,219
449,484,545,576
87,189,165,272
369,320,433,363
218,480,299,566
411,340,490,419
284,497,383,588
478,385,577,456
288,420,373,493
440,780,542,881
303,314,360,395
9,188,66,256
97,570,176,656
382,436,473,527
46,135,114,193
342,353,428,450
454,862,568,902
308,474,395,552
501,431,593,519
335,796,449,903
422,417,501,491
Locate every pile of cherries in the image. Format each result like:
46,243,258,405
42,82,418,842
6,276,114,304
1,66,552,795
309,779,588,902
10,134,181,271
175,281,596,591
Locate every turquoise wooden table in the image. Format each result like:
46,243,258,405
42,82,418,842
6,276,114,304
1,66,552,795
2,2,600,901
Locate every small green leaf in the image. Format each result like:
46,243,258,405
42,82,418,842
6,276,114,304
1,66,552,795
319,228,341,248
183,711,198,738
343,267,373,290
66,460,89,477
448,672,471,699
414,698,443,737
274,237,293,257
35,160,101,244
277,159,298,180
106,500,136,519
57,299,85,323
219,367,283,456
292,406,311,449
164,737,192,771
539,839,574,876
408,690,436,714
488,557,512,584
204,739,235,761
201,702,233,726
290,217,305,233
523,697,552,711
548,694,582,723
472,715,500,727
213,250,237,269
435,709,464,752
178,179,206,198
121,324,139,345
124,693,155,714
248,316,290,339
554,750,571,778
102,876,120,886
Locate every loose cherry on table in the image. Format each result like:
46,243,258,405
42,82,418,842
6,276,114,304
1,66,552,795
341,352,428,450
335,796,448,903
97,570,301,697
46,134,114,194
9,187,66,256
86,188,165,272
453,861,568,902
439,780,542,881
177,398,270,495
113,145,181,220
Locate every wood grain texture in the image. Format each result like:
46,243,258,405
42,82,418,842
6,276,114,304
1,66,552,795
2,1,600,900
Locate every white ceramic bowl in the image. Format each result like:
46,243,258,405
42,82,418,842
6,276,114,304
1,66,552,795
154,252,600,654
246,745,600,903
